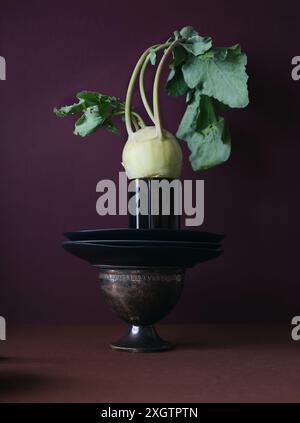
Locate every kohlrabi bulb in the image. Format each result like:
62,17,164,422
122,126,182,179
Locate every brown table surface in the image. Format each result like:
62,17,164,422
0,324,299,403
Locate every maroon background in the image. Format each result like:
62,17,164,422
0,0,299,324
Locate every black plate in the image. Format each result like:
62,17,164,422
64,228,225,243
62,241,223,268
69,239,221,250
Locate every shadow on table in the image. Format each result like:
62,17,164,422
0,355,70,365
0,369,58,398
0,356,12,363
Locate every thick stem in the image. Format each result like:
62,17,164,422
153,40,181,140
125,43,170,135
115,111,145,129
131,115,139,130
132,112,145,128
125,49,152,135
139,55,155,123
139,44,169,124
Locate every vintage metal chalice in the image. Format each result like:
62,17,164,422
98,266,185,352
63,228,224,353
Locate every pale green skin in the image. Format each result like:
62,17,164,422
122,126,182,179
55,30,248,174
123,40,182,180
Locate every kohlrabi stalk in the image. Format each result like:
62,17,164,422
125,49,151,135
126,38,183,135
122,39,183,180
131,112,145,128
125,43,171,134
54,26,250,174
115,110,145,130
131,115,139,131
152,40,181,139
139,52,156,124
139,45,164,124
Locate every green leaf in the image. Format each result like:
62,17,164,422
168,26,198,42
54,91,127,137
177,89,202,139
166,68,188,96
173,30,180,40
104,120,119,134
170,45,187,68
181,35,212,56
76,91,124,114
97,96,112,117
176,91,231,170
76,91,101,106
179,26,199,39
170,27,211,56
187,117,231,170
186,90,194,104
149,48,156,65
182,44,249,108
54,100,84,117
74,106,105,136
177,90,220,139
196,95,218,129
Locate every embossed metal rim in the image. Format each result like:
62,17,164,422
99,273,185,283
98,266,185,283
94,265,185,271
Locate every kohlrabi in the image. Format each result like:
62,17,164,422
54,26,249,178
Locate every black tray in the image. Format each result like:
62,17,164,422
68,239,221,250
64,228,225,243
62,241,223,268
